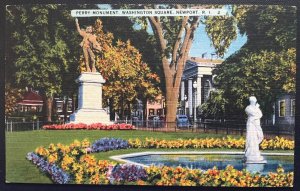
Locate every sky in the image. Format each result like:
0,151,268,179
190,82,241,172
97,4,247,59
142,21,247,60
190,24,247,59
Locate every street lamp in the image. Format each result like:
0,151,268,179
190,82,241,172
193,81,197,127
63,96,67,123
184,94,187,115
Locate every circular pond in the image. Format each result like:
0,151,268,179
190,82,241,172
111,152,294,175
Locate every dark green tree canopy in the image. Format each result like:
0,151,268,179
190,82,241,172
5,4,98,121
206,5,296,119
233,5,296,50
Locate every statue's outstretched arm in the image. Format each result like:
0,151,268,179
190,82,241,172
75,18,85,36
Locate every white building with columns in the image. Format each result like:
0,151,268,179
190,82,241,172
179,57,223,118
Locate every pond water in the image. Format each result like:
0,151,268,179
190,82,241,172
123,154,294,175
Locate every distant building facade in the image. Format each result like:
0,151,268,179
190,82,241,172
274,93,295,130
53,97,74,121
179,57,223,117
179,57,295,130
15,88,75,122
146,95,165,119
17,89,43,113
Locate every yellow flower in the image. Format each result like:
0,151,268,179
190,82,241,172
48,143,57,153
89,173,100,184
73,140,81,147
81,139,90,148
71,149,79,155
48,153,58,163
75,173,83,184
61,155,75,171
35,146,50,157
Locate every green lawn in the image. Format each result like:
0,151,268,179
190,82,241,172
5,130,293,184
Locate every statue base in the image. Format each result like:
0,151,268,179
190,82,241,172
69,72,112,125
69,108,112,125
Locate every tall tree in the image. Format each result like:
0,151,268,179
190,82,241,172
209,5,296,119
121,4,237,123
213,48,295,119
5,4,83,122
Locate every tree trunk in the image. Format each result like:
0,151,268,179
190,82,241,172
165,76,181,125
142,98,147,121
44,96,53,122
146,14,199,126
166,87,180,122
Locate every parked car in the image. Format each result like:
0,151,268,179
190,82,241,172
159,115,165,121
148,115,160,121
176,114,191,128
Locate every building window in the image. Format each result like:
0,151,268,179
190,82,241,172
67,100,73,112
291,99,295,116
157,109,163,116
149,109,155,116
278,100,286,117
204,80,211,101
56,101,63,112
31,106,37,112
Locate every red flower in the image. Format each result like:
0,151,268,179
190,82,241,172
42,123,135,130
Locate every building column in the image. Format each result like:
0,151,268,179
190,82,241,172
180,81,185,101
188,78,193,117
196,75,203,107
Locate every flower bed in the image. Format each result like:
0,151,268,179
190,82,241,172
143,165,293,187
91,137,129,152
128,136,294,150
43,123,135,130
26,137,294,186
110,164,147,184
26,152,70,184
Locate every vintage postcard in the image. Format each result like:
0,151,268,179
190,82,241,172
4,2,297,189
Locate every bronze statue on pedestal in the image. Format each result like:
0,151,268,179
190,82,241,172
75,18,102,72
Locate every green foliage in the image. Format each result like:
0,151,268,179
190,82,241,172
214,48,295,117
204,16,237,57
204,5,296,118
6,5,79,97
200,90,227,118
5,4,96,121
233,5,297,50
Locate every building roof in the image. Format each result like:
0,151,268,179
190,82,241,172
17,90,43,106
188,57,223,65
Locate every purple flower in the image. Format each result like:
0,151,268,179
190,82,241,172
26,152,70,184
110,164,147,183
91,137,129,152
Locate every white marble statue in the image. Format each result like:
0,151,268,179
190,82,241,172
244,96,266,163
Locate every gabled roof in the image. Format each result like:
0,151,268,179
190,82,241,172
17,90,43,106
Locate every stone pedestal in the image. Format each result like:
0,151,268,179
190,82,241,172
69,72,112,124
